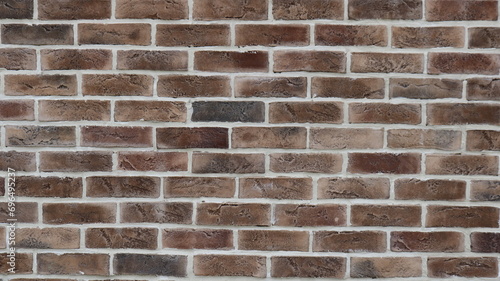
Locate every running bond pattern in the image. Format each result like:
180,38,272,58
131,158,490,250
0,0,499,280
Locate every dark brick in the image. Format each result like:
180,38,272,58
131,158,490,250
274,51,345,72
273,0,343,20
2,24,73,45
0,0,33,19
195,51,268,72
192,101,265,123
163,229,233,249
158,75,230,97
348,153,421,174
157,127,228,149
349,0,422,19
192,153,265,174
16,176,82,197
114,254,187,276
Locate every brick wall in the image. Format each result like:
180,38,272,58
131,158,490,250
0,0,499,279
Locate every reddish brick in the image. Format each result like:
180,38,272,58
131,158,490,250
392,27,464,48
272,256,346,278
1,24,73,45
194,255,266,277
275,204,346,226
470,27,500,48
426,206,499,228
38,0,110,19
43,203,116,224
4,75,77,96
82,74,153,96
0,253,32,274
117,50,187,70
86,228,157,249
426,154,499,175
467,130,500,151
118,152,188,172
232,127,306,149
316,25,387,46
157,127,228,149
351,52,423,73
269,102,343,124
86,176,160,198
164,177,235,198
114,100,186,122
274,51,345,72
467,78,500,101
121,202,192,224
387,129,461,150
193,0,267,20
471,180,500,201
239,230,309,251
0,202,38,223
427,103,500,125
158,75,231,97
351,257,422,278
0,48,35,70
428,53,500,75
240,177,312,199
428,257,498,278
38,253,109,275
163,229,233,249
196,203,270,226
312,77,384,99
114,253,187,276
0,100,34,121
192,153,265,174
40,151,112,172
0,0,33,19
16,176,82,197
273,0,343,20
17,228,80,249
350,103,421,124
348,153,421,174
310,128,384,149
157,24,230,47
81,126,152,148
391,231,464,252
236,24,309,46
426,0,498,21
351,205,421,226
79,24,151,45
349,0,422,19
235,77,307,98
41,49,112,70
395,179,466,201
195,51,268,72
471,232,500,253
6,126,75,147
116,0,188,19
39,100,110,121
270,153,342,173
390,78,463,99
314,231,386,253
0,151,36,172
318,177,390,199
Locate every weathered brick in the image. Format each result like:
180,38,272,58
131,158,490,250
316,25,387,46
270,102,343,123
236,24,309,46
314,231,386,253
392,27,464,48
194,255,266,277
39,0,110,19
471,232,500,253
275,204,346,226
0,48,36,70
272,256,346,278
232,127,306,149
157,127,228,149
44,203,116,224
0,100,34,121
5,75,77,96
351,52,423,73
348,153,421,174
0,0,33,19
163,229,233,249
470,27,500,48
193,0,267,20
79,24,150,45
471,180,500,201
158,75,231,97
117,50,187,70
312,77,385,99
391,231,464,252
116,0,188,19
164,177,235,198
0,151,36,172
235,77,307,98
317,177,390,199
426,0,498,21
86,176,160,198
195,51,268,72
39,100,110,121
193,153,265,174
1,24,73,45
349,103,421,124
17,228,79,249
428,103,500,125
428,257,498,278
351,205,421,226
467,130,500,151
197,203,270,226
81,126,152,148
0,202,37,223
273,0,343,20
395,179,466,201
192,101,265,122
351,257,422,278
0,253,32,274
114,254,187,276
40,151,112,172
239,230,309,251
118,152,188,172
274,51,345,72
310,128,384,149
467,78,500,101
270,153,342,173
349,0,422,19
115,100,186,122
428,53,500,75
82,74,153,96
157,24,230,46
390,78,463,99
41,49,112,70
426,154,499,175
16,176,82,197
86,228,157,249
121,202,192,224
0,227,4,248
388,129,461,150
240,177,312,199
427,206,499,228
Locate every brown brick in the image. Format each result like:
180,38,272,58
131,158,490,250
0,48,35,70
349,0,422,19
39,0,110,19
273,0,343,20
39,100,110,121
470,27,500,48
239,230,309,251
86,176,160,198
312,77,384,99
4,75,77,96
38,253,109,275
43,203,116,224
310,128,384,149
81,126,152,148
240,177,312,199
429,53,500,75
426,154,499,175
158,75,230,97
194,255,266,277
471,232,500,253
192,153,265,174
118,152,188,172
318,177,390,199
391,231,464,253
157,24,229,46
272,256,346,278
114,254,187,276
194,0,267,20
16,176,82,197
395,179,466,201
270,102,343,123
348,153,421,174
270,153,342,173
79,24,150,45
196,203,270,226
0,151,36,172
157,127,228,149
116,0,188,19
82,74,153,96
390,78,463,99
164,177,235,198
351,257,422,278
467,78,500,101
427,206,499,228
114,100,186,122
349,103,421,124
316,25,387,46
10,279,77,281
428,257,498,278
0,227,4,248
41,49,112,70
274,51,345,72
0,202,37,223
163,229,233,249
388,129,461,150
192,101,265,123
2,24,73,45
236,24,309,46
235,77,307,98
0,100,34,121
0,0,33,19
351,52,423,73
40,151,112,172
195,51,268,72
86,228,157,249
428,103,500,125
426,0,498,21
232,127,306,149
17,228,79,249
351,205,421,226
392,27,464,48
467,130,500,151
314,231,386,253
121,202,192,224
117,50,187,70
471,180,500,201
275,204,346,226
0,253,33,274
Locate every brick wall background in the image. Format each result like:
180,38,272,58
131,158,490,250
0,0,499,279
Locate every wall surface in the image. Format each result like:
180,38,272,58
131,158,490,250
0,0,500,279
